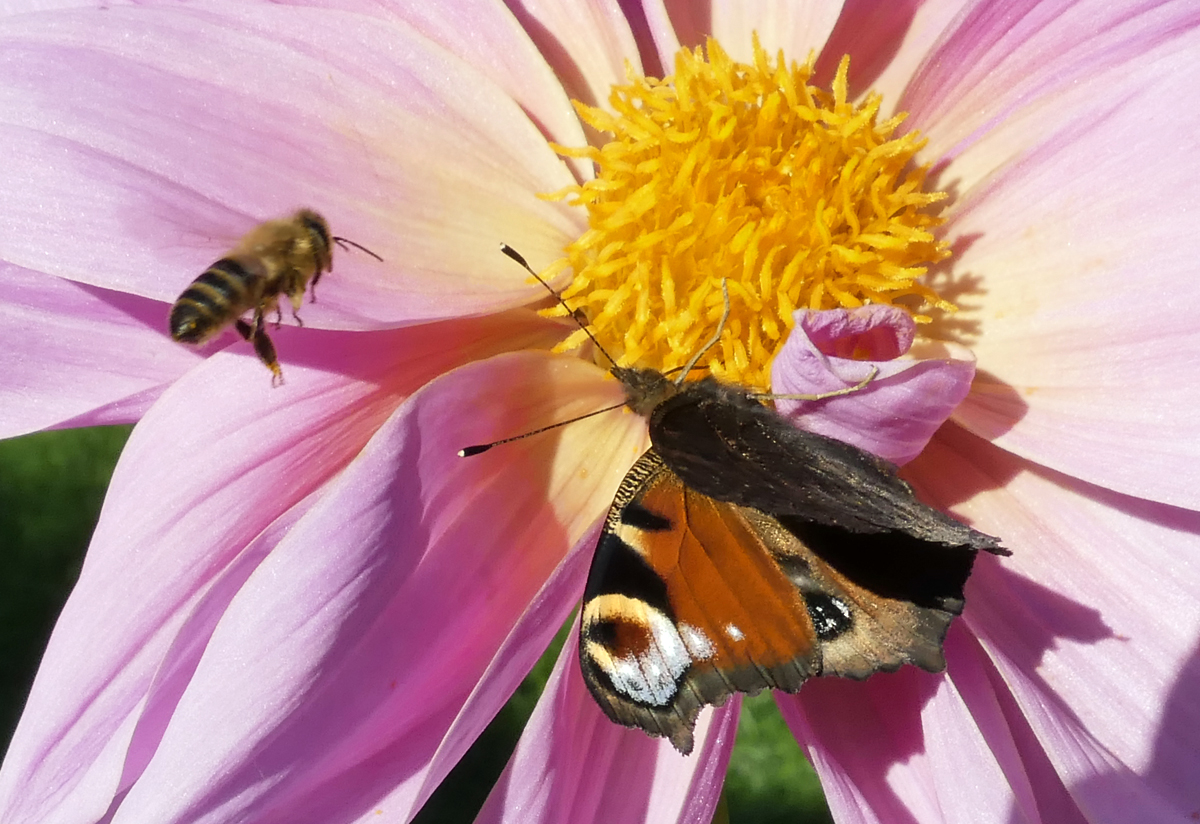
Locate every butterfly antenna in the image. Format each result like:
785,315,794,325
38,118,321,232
333,236,384,261
500,244,616,368
673,279,731,387
458,401,626,457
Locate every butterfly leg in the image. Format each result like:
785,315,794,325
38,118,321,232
760,365,880,402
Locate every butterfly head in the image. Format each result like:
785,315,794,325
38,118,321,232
610,366,680,417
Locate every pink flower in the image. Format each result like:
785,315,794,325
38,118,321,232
2,2,1199,824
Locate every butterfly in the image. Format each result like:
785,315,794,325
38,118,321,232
581,366,1006,754
475,247,1007,755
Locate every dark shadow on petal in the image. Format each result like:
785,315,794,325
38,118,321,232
661,0,711,55
1140,639,1200,819
503,1,601,110
814,0,921,95
616,0,664,78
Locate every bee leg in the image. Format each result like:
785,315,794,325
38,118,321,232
310,268,322,303
237,316,284,386
289,289,305,326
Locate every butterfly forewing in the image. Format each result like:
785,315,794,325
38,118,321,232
648,378,1002,551
582,450,828,754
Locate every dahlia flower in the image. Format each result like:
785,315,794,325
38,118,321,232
1,2,1198,823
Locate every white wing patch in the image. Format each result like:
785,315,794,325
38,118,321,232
582,596,716,707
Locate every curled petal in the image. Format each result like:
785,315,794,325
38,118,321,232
772,307,976,464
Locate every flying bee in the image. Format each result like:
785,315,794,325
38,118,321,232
169,208,381,385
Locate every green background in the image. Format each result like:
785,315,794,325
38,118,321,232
0,426,831,823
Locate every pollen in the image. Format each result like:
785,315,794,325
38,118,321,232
542,37,952,390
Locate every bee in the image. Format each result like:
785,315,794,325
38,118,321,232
169,209,380,385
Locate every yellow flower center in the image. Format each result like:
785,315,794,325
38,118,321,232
542,37,952,390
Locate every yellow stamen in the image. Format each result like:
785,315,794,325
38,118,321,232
542,36,951,390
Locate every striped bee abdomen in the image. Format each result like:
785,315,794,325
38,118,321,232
169,257,265,344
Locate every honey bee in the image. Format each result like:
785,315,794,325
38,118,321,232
169,209,380,385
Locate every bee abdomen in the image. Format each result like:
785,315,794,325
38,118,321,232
169,258,264,343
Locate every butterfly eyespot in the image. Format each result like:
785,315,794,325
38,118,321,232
803,592,854,640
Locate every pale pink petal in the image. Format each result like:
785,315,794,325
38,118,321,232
637,0,684,74
0,5,582,325
642,0,847,78
500,0,643,108
0,314,569,823
907,425,1200,821
901,0,1200,160
106,352,639,824
772,306,976,464
477,624,737,824
781,652,1015,824
380,525,599,819
943,625,1090,824
352,0,594,181
0,264,196,437
899,9,1200,508
708,0,846,62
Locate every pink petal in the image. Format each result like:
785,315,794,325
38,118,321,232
496,0,643,108
369,0,594,181
772,307,976,464
0,263,196,437
943,625,1091,824
477,622,738,824
901,0,1200,161
0,5,582,325
781,652,1015,824
107,351,639,824
0,314,571,823
907,424,1200,821
638,0,684,75
902,5,1200,508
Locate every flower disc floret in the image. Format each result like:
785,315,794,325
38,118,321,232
545,38,953,389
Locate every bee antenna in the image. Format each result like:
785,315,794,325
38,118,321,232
333,236,384,262
673,279,730,387
458,401,626,457
499,244,615,368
